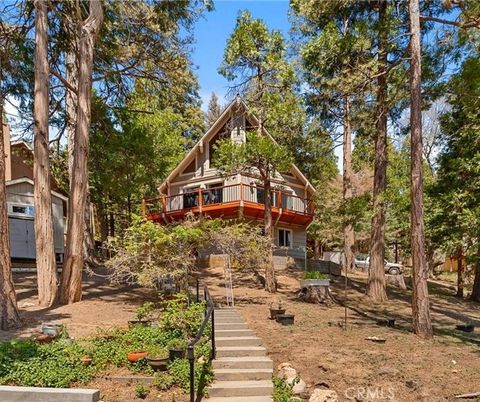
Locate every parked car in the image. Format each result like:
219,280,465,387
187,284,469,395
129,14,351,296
355,254,403,275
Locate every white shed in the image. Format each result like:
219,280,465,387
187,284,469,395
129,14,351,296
6,178,67,260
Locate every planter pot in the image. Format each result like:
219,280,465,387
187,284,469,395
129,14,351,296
269,308,286,320
80,356,92,366
456,324,475,333
127,351,148,363
42,324,61,336
36,334,55,344
169,348,185,361
128,320,151,328
147,356,169,371
276,314,295,326
300,279,330,288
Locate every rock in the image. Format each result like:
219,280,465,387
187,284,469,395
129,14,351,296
20,302,35,308
378,366,400,376
290,378,306,395
317,364,330,372
278,362,298,380
309,389,338,402
405,379,421,390
278,362,306,395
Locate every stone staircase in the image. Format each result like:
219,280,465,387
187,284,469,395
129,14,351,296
206,308,273,402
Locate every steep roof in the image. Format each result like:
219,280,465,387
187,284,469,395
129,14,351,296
158,96,315,194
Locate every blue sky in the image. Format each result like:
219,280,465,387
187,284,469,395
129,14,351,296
192,0,291,110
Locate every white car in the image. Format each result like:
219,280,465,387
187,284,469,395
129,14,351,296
355,255,403,275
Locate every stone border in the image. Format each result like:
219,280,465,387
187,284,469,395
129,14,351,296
0,386,100,402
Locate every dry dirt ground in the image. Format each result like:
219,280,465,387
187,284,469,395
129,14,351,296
3,268,480,402
200,265,480,402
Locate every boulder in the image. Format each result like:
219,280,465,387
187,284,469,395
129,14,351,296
291,378,306,395
309,389,338,402
277,362,298,380
278,362,306,395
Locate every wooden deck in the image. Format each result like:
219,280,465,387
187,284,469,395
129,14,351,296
144,183,314,227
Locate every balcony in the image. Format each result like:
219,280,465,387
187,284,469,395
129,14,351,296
144,183,314,227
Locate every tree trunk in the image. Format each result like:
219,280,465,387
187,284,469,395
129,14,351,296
109,211,115,237
66,50,77,189
263,176,276,293
409,0,433,338
83,191,96,268
314,239,321,260
470,243,480,302
67,36,96,271
60,0,103,304
456,246,464,298
367,0,388,302
33,0,58,307
0,97,21,330
343,96,355,272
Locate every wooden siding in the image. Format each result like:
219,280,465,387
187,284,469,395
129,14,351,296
6,181,65,254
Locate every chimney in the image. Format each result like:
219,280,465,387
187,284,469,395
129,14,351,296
2,123,12,181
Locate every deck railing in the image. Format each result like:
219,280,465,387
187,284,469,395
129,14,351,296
143,183,314,217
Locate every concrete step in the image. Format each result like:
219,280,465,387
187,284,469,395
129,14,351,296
215,317,244,323
213,357,273,370
215,323,249,330
215,329,255,337
208,380,273,398
214,368,273,381
216,336,262,347
206,397,273,402
216,346,267,358
215,309,241,314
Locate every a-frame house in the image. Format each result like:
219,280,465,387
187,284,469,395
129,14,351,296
144,97,315,261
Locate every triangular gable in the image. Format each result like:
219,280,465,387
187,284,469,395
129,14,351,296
158,96,316,195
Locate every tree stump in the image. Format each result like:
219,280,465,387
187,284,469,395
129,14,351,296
297,285,333,306
385,274,406,290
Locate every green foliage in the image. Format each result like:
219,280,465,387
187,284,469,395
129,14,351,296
0,338,94,388
105,215,205,288
136,302,155,321
273,377,295,402
206,92,223,128
219,10,315,179
214,132,293,180
0,294,210,391
428,56,480,265
135,382,150,399
303,271,329,280
158,293,206,339
107,214,272,287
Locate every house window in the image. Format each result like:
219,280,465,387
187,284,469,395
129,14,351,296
9,204,35,217
203,182,223,205
256,187,277,206
183,187,199,209
282,193,294,210
278,229,292,248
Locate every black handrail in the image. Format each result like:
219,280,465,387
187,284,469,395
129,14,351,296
187,284,215,402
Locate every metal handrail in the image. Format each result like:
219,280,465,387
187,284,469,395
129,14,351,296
187,284,215,402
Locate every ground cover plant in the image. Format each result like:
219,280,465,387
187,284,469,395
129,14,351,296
0,292,212,394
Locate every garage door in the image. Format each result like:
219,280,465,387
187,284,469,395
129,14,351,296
9,218,36,259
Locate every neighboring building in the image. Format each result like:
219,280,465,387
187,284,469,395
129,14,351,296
145,97,316,261
3,123,67,261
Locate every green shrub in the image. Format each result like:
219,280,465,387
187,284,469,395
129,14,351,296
303,271,329,280
0,339,94,388
0,291,211,391
135,382,150,399
273,377,295,402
